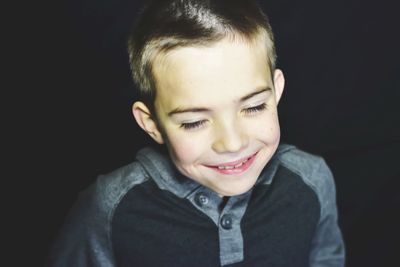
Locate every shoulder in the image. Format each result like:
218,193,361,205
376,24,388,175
274,144,337,213
67,160,150,227
89,161,150,213
275,144,331,179
47,161,150,266
65,160,150,229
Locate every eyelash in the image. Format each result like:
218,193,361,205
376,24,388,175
243,103,267,115
180,120,207,130
179,103,267,130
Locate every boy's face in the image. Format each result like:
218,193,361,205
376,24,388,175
133,38,285,196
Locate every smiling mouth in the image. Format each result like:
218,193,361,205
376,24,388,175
205,151,258,172
216,157,251,170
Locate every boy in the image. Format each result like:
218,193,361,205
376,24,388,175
48,0,345,266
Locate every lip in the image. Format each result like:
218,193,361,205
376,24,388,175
204,151,258,175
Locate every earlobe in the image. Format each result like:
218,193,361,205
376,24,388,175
273,69,285,104
132,101,164,144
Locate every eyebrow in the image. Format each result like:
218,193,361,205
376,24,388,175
239,87,271,102
167,87,272,117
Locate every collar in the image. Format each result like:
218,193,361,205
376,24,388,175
135,143,294,199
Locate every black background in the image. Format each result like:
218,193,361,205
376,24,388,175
13,0,399,266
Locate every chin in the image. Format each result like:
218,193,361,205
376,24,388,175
216,179,258,197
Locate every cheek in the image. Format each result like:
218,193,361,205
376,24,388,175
249,113,281,142
166,132,206,165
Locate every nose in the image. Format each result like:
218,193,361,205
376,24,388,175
212,120,248,154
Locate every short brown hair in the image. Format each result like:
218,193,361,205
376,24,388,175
127,0,277,108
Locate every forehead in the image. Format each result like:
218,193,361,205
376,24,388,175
152,38,272,109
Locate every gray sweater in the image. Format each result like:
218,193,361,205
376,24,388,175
48,144,345,267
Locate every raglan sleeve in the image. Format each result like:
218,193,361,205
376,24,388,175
46,176,117,267
309,158,346,267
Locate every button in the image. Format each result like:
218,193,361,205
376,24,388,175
220,214,233,230
194,192,209,206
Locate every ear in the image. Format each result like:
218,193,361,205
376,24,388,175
132,101,164,144
273,69,285,104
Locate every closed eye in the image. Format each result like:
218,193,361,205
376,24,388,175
243,103,267,115
180,120,207,130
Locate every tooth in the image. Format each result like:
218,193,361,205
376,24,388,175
234,162,244,168
218,165,235,170
217,157,251,170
